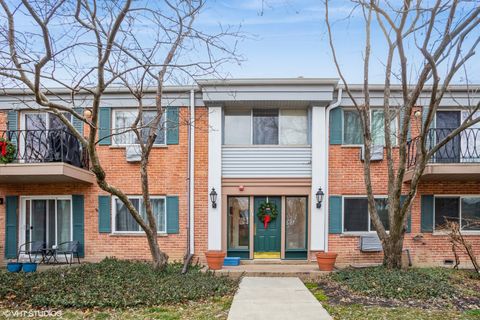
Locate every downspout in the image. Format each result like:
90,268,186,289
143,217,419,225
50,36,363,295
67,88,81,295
189,89,195,255
182,88,195,274
324,87,342,252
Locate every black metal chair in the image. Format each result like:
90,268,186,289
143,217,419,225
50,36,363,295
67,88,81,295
17,241,46,263
56,240,81,265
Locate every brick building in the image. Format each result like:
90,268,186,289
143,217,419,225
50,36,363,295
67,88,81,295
1,78,479,267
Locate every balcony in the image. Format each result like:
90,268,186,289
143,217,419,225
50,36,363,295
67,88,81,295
404,128,480,181
0,129,94,184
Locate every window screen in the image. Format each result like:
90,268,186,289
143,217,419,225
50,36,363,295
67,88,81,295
344,198,369,232
253,109,279,145
434,197,460,228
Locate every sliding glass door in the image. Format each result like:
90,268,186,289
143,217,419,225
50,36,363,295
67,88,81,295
22,197,72,251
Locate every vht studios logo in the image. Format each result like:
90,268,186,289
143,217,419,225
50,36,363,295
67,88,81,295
2,310,63,318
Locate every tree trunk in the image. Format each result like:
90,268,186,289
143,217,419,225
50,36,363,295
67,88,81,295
146,231,169,270
383,235,404,269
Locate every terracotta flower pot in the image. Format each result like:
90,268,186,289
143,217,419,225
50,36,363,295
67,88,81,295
316,252,338,271
205,251,226,270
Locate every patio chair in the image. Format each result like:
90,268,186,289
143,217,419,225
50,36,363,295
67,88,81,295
56,240,81,265
17,241,46,263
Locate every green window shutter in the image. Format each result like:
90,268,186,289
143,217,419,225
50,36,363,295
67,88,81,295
98,107,111,146
166,196,179,234
72,195,85,258
329,108,343,145
421,195,434,233
166,107,179,145
400,195,411,233
5,196,18,259
7,110,18,148
73,108,84,135
329,196,342,234
98,195,111,233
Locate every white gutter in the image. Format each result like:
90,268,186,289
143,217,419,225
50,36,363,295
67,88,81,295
324,87,342,252
188,89,195,254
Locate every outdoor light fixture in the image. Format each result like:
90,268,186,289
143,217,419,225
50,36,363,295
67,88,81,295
316,187,324,209
210,188,218,208
83,108,93,118
414,110,422,118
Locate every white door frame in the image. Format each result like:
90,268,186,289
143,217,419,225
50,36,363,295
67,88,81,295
18,195,73,256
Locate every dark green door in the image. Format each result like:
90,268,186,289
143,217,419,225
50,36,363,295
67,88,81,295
254,196,281,254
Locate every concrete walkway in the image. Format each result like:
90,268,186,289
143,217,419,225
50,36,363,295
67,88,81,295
228,277,332,320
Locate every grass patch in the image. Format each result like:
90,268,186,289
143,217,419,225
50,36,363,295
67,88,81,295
331,266,458,300
1,296,233,320
306,267,480,319
0,258,238,308
305,282,329,302
324,305,475,320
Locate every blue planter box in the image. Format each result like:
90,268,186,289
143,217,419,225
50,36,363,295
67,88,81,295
22,263,38,273
7,262,22,273
223,257,241,266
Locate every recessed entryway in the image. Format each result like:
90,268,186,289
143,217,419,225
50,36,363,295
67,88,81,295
226,194,308,260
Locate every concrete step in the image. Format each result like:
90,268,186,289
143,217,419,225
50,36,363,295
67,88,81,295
214,263,331,281
240,259,311,265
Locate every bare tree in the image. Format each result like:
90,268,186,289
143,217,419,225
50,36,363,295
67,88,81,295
325,0,480,268
0,0,240,270
443,219,480,273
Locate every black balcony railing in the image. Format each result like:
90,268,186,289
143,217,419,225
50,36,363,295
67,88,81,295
0,129,89,169
407,128,480,168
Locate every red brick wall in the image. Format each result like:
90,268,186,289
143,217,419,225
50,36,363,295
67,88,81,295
0,108,209,264
327,107,480,267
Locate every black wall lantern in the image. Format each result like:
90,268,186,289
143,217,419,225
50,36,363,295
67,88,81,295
316,187,324,208
210,188,218,208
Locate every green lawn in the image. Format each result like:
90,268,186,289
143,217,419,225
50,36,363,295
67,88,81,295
0,258,238,319
325,305,479,320
306,266,480,320
0,258,238,309
1,296,233,320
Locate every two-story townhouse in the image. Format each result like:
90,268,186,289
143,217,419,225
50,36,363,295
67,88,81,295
1,78,479,267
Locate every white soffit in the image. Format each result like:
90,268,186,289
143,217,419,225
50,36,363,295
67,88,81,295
199,78,339,106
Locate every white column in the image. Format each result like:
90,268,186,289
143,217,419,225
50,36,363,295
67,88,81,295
310,106,326,251
208,105,222,250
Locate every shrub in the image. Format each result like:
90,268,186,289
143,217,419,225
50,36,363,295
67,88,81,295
331,267,455,300
0,258,238,308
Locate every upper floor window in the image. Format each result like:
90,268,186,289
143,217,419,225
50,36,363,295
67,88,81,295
113,109,165,146
223,108,309,145
343,109,397,145
23,112,72,131
434,196,480,231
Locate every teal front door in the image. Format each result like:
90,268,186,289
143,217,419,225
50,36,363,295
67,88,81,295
254,196,281,258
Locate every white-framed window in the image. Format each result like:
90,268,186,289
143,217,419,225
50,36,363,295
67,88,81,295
223,108,309,145
434,196,480,231
112,196,166,233
343,109,398,146
19,111,75,162
112,109,166,146
343,196,390,233
21,111,73,132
